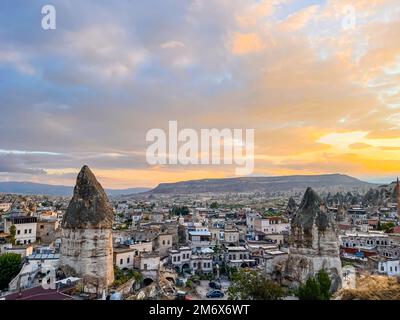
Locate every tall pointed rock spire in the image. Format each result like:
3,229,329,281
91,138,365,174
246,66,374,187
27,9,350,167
62,165,114,229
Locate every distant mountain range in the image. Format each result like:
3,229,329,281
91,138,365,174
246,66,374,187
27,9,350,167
0,174,379,197
0,181,150,197
147,174,377,195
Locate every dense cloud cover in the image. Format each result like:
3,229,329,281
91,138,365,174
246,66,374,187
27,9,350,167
0,0,400,187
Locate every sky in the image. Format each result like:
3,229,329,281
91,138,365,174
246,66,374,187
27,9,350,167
0,0,400,188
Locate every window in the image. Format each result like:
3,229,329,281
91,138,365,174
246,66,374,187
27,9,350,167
17,230,21,235
40,225,44,229
173,257,176,262
120,259,123,265
167,240,170,245
29,229,32,234
24,229,27,234
28,239,31,244
390,267,393,272
381,266,384,271
163,240,165,245
127,257,130,264
144,264,148,270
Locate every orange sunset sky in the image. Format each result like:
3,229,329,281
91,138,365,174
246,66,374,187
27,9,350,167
1,0,400,188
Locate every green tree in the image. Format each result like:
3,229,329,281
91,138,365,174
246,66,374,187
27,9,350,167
317,269,332,300
297,277,321,300
379,222,395,233
297,269,332,300
171,206,190,216
9,225,16,245
210,202,219,209
228,269,284,300
113,266,142,287
0,253,22,290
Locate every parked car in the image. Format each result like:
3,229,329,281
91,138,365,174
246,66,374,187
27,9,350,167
209,281,222,289
176,291,192,300
206,290,224,298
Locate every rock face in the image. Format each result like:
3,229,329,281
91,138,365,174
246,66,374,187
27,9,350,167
286,196,297,217
336,204,349,223
285,187,342,291
60,166,114,292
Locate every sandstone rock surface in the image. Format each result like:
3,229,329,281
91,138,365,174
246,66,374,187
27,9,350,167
285,187,342,291
60,166,114,291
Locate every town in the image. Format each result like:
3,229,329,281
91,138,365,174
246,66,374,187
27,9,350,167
0,166,399,300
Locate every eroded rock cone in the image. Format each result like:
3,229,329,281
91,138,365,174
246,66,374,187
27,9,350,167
60,165,115,291
62,165,114,229
285,187,342,291
291,187,332,235
286,196,297,217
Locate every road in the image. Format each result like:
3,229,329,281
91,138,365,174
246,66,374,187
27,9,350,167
193,280,230,300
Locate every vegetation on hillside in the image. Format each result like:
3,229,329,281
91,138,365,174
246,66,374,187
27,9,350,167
228,269,285,300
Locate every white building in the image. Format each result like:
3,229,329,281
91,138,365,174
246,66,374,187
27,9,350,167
191,254,213,273
128,241,153,253
188,229,211,250
4,216,37,245
254,216,289,235
369,256,400,277
114,247,136,269
224,227,240,246
0,242,12,255
139,253,160,271
224,246,255,268
4,244,33,258
8,253,60,291
169,246,192,271
246,212,261,232
340,233,391,248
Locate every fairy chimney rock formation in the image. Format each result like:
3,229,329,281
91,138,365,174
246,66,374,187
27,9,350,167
60,166,114,291
286,196,298,218
285,187,342,291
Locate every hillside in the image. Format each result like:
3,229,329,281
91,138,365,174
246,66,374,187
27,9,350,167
147,174,376,195
0,181,149,197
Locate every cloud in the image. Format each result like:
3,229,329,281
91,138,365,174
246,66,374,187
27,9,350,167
0,154,47,175
160,41,185,49
349,143,372,149
279,5,320,32
0,0,400,187
0,49,35,75
230,32,265,55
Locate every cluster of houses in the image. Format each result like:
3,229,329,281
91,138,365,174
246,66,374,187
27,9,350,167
1,187,400,298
